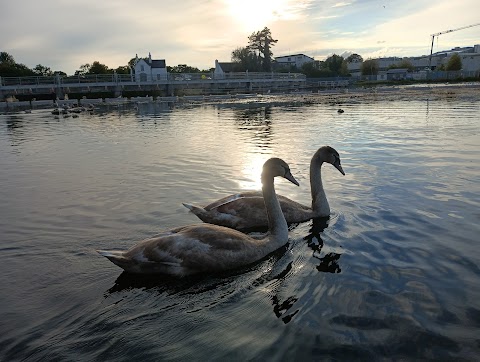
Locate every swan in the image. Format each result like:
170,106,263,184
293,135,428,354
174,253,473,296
183,146,344,230
97,157,299,275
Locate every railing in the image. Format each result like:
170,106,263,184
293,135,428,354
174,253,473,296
1,76,58,86
0,72,306,88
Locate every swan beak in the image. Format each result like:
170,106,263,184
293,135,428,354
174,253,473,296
285,171,300,186
334,163,345,175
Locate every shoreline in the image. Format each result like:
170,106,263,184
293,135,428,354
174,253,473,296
1,82,479,111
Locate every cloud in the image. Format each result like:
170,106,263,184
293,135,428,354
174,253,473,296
0,0,477,74
331,2,352,8
314,15,339,20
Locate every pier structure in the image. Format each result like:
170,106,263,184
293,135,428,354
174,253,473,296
0,72,306,101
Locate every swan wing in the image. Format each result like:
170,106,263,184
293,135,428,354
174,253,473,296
121,224,262,275
204,191,263,210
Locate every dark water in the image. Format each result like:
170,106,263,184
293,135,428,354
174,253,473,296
1,96,479,361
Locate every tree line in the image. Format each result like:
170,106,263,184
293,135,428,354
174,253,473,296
0,52,214,78
359,54,462,75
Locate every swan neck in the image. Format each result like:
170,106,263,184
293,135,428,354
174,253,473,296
262,178,288,241
310,159,330,216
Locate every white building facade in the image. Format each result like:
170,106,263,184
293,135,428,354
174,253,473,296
275,54,314,69
133,53,168,82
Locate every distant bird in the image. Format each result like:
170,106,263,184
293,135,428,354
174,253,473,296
337,109,344,113
97,158,299,275
183,146,344,230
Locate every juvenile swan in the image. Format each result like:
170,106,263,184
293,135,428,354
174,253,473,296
97,158,299,275
183,146,344,230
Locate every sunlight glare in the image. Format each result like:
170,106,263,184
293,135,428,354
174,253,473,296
238,153,269,190
225,0,295,31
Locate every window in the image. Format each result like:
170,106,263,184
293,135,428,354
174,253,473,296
141,65,144,71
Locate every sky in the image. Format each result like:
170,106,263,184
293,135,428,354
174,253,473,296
1,0,479,75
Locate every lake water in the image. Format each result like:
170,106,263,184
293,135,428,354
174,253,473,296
1,95,479,360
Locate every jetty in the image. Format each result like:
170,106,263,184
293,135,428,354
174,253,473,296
0,72,306,101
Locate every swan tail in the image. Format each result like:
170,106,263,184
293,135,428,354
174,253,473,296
97,250,130,267
182,203,206,215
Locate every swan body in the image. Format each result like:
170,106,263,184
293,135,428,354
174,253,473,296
97,158,299,275
183,146,344,230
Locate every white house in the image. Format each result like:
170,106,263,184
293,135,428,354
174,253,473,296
274,54,314,69
134,53,167,82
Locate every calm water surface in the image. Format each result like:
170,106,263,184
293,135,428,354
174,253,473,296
1,96,479,360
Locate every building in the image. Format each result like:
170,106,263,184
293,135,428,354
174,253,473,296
133,53,167,82
347,44,480,77
214,60,237,78
274,54,314,69
445,44,480,72
377,69,411,81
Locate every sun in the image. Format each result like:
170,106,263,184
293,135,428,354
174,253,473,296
224,0,293,31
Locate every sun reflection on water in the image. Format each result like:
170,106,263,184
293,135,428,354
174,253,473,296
237,152,272,190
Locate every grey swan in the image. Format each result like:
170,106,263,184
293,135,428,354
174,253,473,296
183,146,344,230
97,157,299,276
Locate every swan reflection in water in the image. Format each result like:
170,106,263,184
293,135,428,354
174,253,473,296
305,217,342,274
270,217,343,324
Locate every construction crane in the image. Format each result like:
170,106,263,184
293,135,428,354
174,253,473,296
428,22,480,69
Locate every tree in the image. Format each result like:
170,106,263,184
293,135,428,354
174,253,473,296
446,53,462,71
75,63,90,76
115,65,130,74
74,61,112,75
346,53,363,63
0,52,15,64
0,62,35,77
397,59,415,72
167,64,200,73
361,59,379,75
0,52,36,77
231,47,261,71
300,62,318,77
33,64,53,76
247,27,278,72
88,61,111,74
324,54,348,76
299,61,338,77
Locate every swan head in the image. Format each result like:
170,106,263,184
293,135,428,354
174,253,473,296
261,158,300,186
316,146,345,175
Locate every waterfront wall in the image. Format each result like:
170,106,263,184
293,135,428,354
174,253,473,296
0,73,307,101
